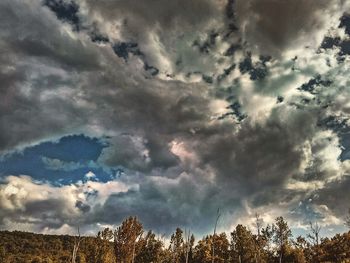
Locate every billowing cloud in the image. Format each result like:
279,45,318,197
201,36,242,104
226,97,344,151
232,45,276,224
1,0,350,237
0,174,129,232
235,0,348,55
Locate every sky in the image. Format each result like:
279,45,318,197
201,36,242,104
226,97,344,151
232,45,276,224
1,0,350,238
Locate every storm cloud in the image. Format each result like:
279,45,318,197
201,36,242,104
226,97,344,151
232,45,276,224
1,0,350,237
235,0,347,55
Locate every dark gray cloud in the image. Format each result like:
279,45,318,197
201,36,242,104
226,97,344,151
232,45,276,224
99,134,180,172
80,0,219,32
89,177,210,234
194,107,320,204
0,0,102,152
313,173,350,219
235,0,344,55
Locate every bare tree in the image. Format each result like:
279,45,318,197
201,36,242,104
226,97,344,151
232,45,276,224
212,208,221,263
254,213,263,263
308,221,322,262
72,227,84,263
307,221,321,246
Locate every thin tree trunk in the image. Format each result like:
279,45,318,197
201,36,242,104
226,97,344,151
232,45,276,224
72,227,83,263
132,241,136,263
279,243,282,263
185,229,190,263
212,209,221,263
255,213,262,263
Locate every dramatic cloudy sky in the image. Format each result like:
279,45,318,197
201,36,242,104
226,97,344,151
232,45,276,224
1,0,350,238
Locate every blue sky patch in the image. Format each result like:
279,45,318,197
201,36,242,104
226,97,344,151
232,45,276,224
0,134,118,184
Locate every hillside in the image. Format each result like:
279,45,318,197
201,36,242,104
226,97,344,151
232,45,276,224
0,230,114,263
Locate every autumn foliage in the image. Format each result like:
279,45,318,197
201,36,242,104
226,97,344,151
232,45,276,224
1,216,350,263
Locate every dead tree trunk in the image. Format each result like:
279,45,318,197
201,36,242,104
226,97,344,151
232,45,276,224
212,209,221,263
72,227,84,263
184,229,191,263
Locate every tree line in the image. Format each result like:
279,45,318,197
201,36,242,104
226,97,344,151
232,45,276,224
1,214,350,263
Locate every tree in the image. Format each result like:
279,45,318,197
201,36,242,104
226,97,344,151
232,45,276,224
260,224,274,262
72,227,84,263
98,228,114,262
114,217,144,263
135,231,163,263
307,221,321,246
272,217,292,263
193,236,212,263
194,233,229,263
188,234,195,263
230,224,256,263
294,236,312,262
4,214,350,263
307,221,321,263
212,209,221,263
169,228,184,263
86,228,114,263
283,245,306,263
254,213,264,263
184,229,194,263
212,233,229,263
0,245,6,260
319,232,350,262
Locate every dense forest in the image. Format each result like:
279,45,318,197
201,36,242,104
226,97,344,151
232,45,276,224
1,215,350,263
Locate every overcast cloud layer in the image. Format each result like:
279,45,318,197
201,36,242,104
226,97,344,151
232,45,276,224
1,0,350,237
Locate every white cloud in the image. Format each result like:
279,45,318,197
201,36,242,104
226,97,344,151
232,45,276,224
85,171,96,179
0,174,130,233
